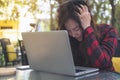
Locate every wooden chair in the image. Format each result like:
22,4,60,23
112,38,120,73
0,38,18,66
112,57,120,73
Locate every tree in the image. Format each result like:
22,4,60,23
89,0,111,25
109,0,116,27
115,2,120,36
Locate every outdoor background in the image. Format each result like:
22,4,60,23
0,0,120,45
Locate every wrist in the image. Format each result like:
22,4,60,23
83,25,91,30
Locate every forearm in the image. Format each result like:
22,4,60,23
83,27,118,68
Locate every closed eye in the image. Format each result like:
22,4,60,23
73,26,80,31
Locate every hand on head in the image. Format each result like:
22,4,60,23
76,5,91,30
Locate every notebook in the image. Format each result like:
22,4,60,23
22,30,99,76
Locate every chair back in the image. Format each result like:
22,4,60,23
18,40,29,65
0,38,18,66
0,38,11,64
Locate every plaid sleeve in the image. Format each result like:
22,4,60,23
83,26,118,70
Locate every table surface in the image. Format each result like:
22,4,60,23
0,69,120,80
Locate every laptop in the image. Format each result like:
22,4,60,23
22,30,99,76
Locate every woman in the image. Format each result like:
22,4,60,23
57,0,118,71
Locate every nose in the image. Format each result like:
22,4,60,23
71,31,76,38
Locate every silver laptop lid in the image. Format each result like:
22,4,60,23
22,30,76,76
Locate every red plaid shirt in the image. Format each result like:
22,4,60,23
83,24,118,71
69,24,118,71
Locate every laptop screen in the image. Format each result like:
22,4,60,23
22,30,99,76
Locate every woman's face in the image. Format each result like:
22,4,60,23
65,19,83,41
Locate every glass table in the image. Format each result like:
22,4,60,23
0,69,120,80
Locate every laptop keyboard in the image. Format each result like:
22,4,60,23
75,69,85,73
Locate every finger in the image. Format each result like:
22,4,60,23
76,12,82,20
75,6,80,14
80,5,86,12
76,6,82,14
78,7,83,14
80,5,89,12
84,5,89,12
76,12,81,17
